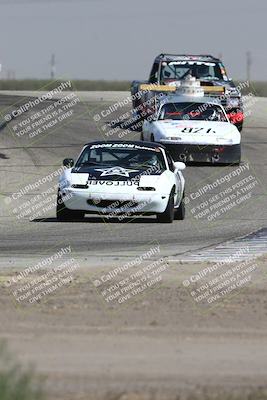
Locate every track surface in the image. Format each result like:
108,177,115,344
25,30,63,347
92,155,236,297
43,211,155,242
0,92,267,400
0,92,266,264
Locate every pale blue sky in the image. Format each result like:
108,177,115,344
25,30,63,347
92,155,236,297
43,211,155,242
0,0,266,80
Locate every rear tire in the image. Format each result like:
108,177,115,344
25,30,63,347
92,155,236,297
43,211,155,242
236,121,243,132
56,193,84,221
232,144,241,165
156,190,174,223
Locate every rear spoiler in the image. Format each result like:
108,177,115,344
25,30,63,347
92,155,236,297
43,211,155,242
139,84,225,94
139,84,176,92
202,86,225,94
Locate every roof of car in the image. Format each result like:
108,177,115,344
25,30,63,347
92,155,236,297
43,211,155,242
154,54,221,63
85,140,166,149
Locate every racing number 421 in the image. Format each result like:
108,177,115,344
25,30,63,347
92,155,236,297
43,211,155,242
181,127,215,134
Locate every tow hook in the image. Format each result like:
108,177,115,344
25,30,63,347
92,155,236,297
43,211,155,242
212,153,220,163
179,153,187,162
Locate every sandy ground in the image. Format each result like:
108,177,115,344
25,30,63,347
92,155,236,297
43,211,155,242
1,255,267,400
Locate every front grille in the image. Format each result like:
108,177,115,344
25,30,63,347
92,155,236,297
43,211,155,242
87,199,139,209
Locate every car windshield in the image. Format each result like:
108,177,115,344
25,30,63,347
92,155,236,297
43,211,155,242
158,102,227,122
75,144,166,172
161,62,223,82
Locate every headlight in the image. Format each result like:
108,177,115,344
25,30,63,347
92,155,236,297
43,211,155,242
59,178,71,189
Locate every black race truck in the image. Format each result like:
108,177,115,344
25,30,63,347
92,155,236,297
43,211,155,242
131,54,244,131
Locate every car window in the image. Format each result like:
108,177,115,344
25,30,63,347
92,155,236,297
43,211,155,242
159,102,227,122
75,145,166,172
160,62,223,83
150,63,159,83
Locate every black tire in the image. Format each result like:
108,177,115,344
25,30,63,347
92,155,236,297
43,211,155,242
236,121,243,132
56,193,84,221
156,190,175,223
232,144,241,165
174,191,185,220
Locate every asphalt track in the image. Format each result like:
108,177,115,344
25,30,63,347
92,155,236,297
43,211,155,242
0,91,266,265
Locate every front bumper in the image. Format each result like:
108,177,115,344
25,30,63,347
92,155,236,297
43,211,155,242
60,189,169,215
161,142,241,164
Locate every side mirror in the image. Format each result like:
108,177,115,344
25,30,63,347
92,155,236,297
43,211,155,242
174,161,186,171
63,158,74,168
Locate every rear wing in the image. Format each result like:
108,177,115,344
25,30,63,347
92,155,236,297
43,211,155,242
139,83,225,95
202,86,225,95
139,84,176,92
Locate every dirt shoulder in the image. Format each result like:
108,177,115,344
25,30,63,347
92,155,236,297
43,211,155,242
0,257,267,400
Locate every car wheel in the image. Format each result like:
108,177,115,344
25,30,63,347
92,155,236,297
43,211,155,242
56,192,84,221
236,121,243,132
174,191,185,220
232,144,241,165
156,189,175,223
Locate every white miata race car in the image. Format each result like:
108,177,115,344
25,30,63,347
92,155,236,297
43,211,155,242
142,95,241,164
57,141,186,223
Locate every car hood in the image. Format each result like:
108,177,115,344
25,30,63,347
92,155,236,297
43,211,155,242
71,166,162,181
154,120,240,145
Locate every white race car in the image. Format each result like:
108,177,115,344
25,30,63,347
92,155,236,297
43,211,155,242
57,141,186,223
142,95,241,164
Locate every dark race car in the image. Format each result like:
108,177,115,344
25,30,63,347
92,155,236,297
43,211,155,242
131,54,244,132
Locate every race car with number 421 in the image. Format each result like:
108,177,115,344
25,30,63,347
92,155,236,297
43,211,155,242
142,92,241,164
57,141,186,223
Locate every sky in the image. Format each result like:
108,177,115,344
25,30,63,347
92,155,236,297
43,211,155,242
0,0,266,81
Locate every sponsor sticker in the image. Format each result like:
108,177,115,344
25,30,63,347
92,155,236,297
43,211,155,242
88,180,139,186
